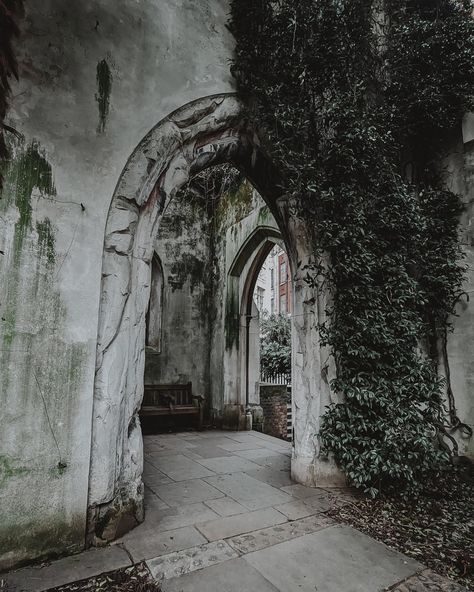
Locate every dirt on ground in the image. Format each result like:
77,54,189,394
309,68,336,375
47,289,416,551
328,463,474,590
45,564,160,592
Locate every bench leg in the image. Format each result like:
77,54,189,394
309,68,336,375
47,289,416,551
198,404,204,431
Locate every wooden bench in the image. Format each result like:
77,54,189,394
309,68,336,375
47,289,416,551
140,382,203,429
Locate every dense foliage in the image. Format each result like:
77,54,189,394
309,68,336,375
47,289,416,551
230,0,474,494
260,313,291,377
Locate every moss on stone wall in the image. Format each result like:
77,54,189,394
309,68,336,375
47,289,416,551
0,135,89,568
0,455,29,487
213,178,254,233
168,253,206,293
0,139,57,360
36,218,55,265
224,284,239,351
1,139,56,262
0,512,85,571
96,59,112,134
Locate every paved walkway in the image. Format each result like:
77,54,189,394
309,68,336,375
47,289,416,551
3,430,467,592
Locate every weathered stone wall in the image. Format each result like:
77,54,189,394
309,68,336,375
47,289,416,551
260,384,290,441
0,0,234,570
144,187,212,401
208,181,285,426
443,124,474,458
209,179,265,416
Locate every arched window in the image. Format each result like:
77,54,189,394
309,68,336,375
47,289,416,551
146,253,164,351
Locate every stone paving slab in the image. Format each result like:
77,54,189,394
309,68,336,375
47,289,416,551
151,454,216,481
143,468,174,488
243,465,294,488
220,433,270,445
145,440,197,454
144,501,220,532
274,499,316,520
235,449,291,471
218,440,267,452
302,491,339,512
183,444,234,459
152,478,224,507
145,435,195,446
144,487,171,511
203,496,248,517
118,525,207,562
2,546,131,592
143,459,161,474
227,513,335,555
250,430,291,443
256,440,292,455
161,557,280,592
195,455,262,474
146,540,237,581
172,431,201,437
192,431,231,438
184,439,238,451
204,472,293,511
244,525,423,592
280,482,330,499
388,570,469,592
195,507,287,541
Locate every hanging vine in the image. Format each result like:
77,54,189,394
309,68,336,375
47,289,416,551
230,0,474,494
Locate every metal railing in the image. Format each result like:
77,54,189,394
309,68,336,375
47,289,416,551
260,372,291,385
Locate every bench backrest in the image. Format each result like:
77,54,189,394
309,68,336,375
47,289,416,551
143,383,193,407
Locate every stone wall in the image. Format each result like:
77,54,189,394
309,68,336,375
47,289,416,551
260,384,290,441
438,129,474,459
209,180,271,419
0,0,235,571
144,184,212,402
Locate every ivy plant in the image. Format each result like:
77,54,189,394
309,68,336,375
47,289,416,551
230,0,474,494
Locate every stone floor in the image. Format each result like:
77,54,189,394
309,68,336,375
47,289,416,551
2,430,468,592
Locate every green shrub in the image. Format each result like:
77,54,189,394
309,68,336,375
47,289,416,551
260,313,291,377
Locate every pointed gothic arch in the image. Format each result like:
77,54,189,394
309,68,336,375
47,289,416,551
88,93,342,543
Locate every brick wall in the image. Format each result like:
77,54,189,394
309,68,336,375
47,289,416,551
260,384,291,441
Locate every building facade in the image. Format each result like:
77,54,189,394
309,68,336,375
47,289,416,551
253,246,292,317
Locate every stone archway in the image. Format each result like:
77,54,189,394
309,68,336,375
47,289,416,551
87,93,341,543
239,237,280,420
222,225,287,428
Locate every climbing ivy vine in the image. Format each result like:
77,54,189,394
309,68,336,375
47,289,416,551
230,0,474,494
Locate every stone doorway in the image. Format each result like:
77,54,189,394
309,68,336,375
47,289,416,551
87,94,341,546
